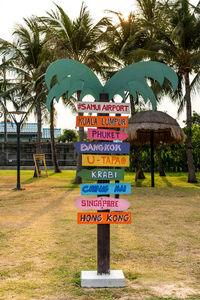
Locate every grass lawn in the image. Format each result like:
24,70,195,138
0,170,200,300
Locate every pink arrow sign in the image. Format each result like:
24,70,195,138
75,197,130,211
87,128,128,141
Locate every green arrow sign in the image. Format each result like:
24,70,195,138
78,168,124,181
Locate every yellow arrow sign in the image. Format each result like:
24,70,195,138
82,154,130,167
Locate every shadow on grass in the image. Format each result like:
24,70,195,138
135,178,146,187
22,171,50,184
6,187,76,237
22,171,72,184
178,175,200,186
22,177,38,185
46,172,59,177
161,176,173,187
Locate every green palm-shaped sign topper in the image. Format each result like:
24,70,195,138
45,59,178,111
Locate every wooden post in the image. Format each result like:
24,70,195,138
97,221,110,274
97,93,110,274
150,131,154,187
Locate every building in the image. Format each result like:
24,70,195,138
0,122,61,142
0,122,76,167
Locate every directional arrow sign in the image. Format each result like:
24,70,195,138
77,212,132,224
76,116,128,128
78,168,124,181
75,142,130,154
75,197,130,211
77,101,130,114
81,183,131,195
87,128,128,141
82,154,129,167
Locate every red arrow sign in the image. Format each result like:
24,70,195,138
87,128,128,141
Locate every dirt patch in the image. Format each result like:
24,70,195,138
149,281,199,298
118,281,200,299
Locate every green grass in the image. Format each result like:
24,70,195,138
0,170,200,299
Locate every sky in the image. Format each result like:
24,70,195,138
0,0,199,130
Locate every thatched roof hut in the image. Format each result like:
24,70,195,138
123,111,186,187
124,111,185,145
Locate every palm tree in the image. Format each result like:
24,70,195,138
0,57,23,164
135,0,200,182
136,0,169,30
0,58,11,139
104,10,147,102
0,57,8,144
104,11,140,64
0,17,51,176
104,9,174,179
41,3,114,183
104,10,149,179
50,101,61,173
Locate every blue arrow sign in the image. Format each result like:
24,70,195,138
75,142,130,154
81,183,131,195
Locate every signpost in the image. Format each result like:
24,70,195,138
82,154,130,167
75,197,130,211
77,101,130,114
87,128,128,141
75,141,130,154
45,58,178,289
76,98,131,287
76,116,128,128
77,94,131,285
81,183,131,195
78,168,124,181
78,212,131,224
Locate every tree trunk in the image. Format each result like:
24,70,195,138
50,101,61,173
130,95,145,181
34,99,42,177
3,106,7,166
185,72,197,183
134,148,145,181
75,91,84,184
130,94,136,115
156,147,166,176
2,57,7,164
3,109,7,143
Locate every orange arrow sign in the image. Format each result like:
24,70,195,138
82,154,130,167
76,116,128,128
77,212,132,224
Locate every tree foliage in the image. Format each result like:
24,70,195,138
0,1,199,181
57,129,78,143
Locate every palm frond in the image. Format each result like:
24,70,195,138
103,61,178,110
178,71,200,115
190,71,200,96
61,94,77,114
45,58,103,110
